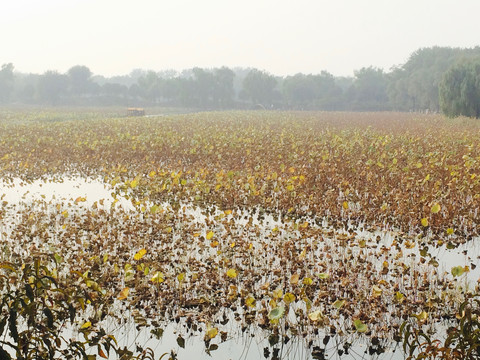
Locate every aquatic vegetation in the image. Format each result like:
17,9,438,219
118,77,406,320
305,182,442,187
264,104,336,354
0,110,479,359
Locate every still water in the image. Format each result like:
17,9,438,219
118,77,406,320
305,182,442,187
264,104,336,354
1,177,478,359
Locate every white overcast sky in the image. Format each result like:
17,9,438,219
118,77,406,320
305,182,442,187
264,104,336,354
1,0,479,77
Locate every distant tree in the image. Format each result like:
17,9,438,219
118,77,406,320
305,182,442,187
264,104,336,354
67,65,93,96
349,67,389,110
0,63,15,103
137,71,161,104
283,71,342,110
283,73,317,109
387,47,480,112
128,83,143,104
439,59,480,118
158,78,180,104
312,71,343,110
212,67,235,108
192,67,215,108
242,69,278,107
36,71,68,105
100,83,129,105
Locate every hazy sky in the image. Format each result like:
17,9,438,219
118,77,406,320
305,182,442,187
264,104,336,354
1,0,479,77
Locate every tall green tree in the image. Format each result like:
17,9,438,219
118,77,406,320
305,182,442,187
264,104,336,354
439,59,480,118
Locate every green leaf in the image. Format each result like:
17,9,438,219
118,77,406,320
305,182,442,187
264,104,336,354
421,218,429,227
54,253,63,264
431,203,441,214
451,266,465,277
151,271,165,283
317,273,329,280
268,306,285,321
177,335,185,348
332,299,346,309
354,319,368,333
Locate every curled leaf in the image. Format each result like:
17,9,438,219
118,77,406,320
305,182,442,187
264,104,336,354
118,287,129,300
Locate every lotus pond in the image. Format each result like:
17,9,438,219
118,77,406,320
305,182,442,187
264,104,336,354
0,110,479,359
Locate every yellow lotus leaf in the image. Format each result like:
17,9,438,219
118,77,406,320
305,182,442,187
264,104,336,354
431,203,441,214
118,287,129,300
206,324,218,339
395,291,405,303
226,268,237,278
413,311,428,322
421,218,429,227
150,271,165,284
283,292,296,304
272,288,283,299
303,277,313,286
308,309,323,322
303,297,312,310
372,285,382,298
245,296,256,308
130,178,138,188
81,321,92,329
290,273,300,285
133,249,147,261
405,241,416,249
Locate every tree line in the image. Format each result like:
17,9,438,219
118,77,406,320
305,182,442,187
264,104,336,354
0,46,479,117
